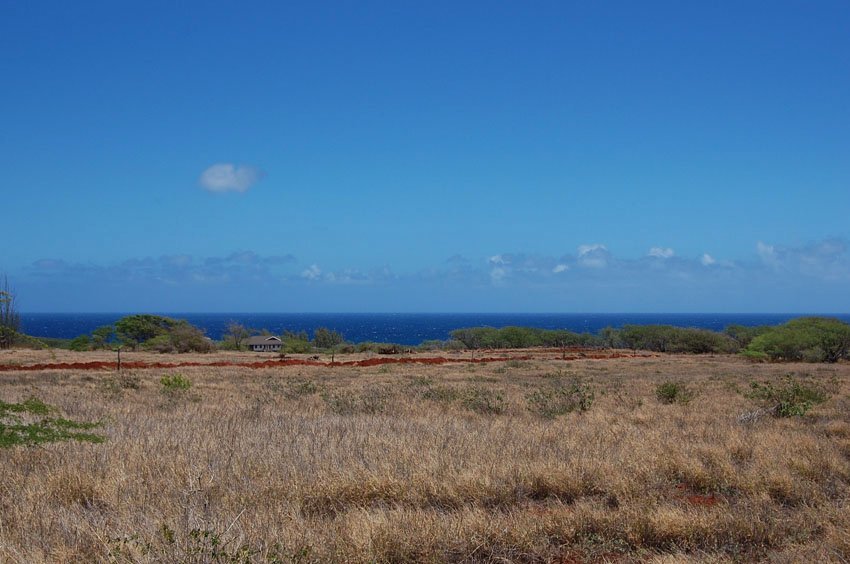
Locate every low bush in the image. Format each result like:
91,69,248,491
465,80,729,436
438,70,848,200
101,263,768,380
655,381,695,405
461,387,505,415
746,374,829,417
0,398,104,448
160,374,192,394
68,335,91,351
283,340,312,354
527,381,594,418
421,385,461,404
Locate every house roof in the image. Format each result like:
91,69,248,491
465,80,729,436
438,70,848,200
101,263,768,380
247,336,282,345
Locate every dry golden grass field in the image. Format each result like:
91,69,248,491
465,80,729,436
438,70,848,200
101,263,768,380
1,348,849,563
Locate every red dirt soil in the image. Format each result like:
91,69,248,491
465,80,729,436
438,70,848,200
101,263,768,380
0,351,651,372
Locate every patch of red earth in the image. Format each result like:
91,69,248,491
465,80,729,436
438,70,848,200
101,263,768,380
0,350,652,372
686,494,719,506
0,355,536,372
674,483,722,507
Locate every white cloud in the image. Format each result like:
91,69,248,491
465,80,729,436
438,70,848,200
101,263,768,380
488,254,506,265
701,253,716,266
199,163,264,193
577,244,609,268
578,244,606,257
648,247,674,259
552,264,569,273
756,241,779,267
301,264,322,280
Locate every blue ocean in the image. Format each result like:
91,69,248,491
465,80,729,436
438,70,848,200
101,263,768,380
18,313,850,345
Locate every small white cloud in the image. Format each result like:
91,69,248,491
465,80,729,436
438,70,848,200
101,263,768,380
577,244,609,268
701,253,716,266
648,247,675,259
301,264,322,280
578,244,606,257
199,163,264,193
552,264,569,273
489,254,506,265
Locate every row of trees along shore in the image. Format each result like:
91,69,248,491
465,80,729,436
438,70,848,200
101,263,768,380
0,280,848,362
7,312,850,364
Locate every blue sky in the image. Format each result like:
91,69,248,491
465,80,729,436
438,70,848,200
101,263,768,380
2,1,849,313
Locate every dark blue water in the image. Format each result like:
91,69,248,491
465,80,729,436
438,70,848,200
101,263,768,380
18,313,850,345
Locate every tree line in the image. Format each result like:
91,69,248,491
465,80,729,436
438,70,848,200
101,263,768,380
1,275,848,362
449,318,850,363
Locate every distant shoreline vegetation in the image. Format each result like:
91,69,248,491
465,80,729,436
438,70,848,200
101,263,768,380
6,314,850,364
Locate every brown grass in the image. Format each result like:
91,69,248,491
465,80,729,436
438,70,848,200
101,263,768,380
1,351,849,562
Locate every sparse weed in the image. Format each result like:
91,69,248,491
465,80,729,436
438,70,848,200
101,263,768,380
285,378,320,398
655,380,695,405
409,376,433,387
526,380,594,418
101,372,141,398
322,386,389,415
421,385,460,404
461,387,505,414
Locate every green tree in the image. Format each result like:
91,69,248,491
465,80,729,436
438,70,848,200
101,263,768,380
599,327,621,349
747,317,850,363
0,275,20,349
115,314,175,350
91,325,115,349
724,324,771,348
68,335,92,351
223,321,251,350
619,325,676,352
142,320,214,353
312,327,344,349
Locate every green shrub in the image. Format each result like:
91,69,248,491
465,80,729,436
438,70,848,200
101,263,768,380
619,325,739,354
0,398,104,448
160,374,192,393
421,385,461,404
283,339,312,354
655,381,695,405
746,374,828,417
739,349,769,363
461,387,505,415
68,334,91,351
450,326,597,349
527,381,594,418
745,317,850,363
724,324,772,348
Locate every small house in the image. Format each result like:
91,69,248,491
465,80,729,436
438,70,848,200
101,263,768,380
247,336,282,352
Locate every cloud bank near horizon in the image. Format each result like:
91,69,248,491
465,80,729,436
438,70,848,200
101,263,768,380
12,238,850,313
